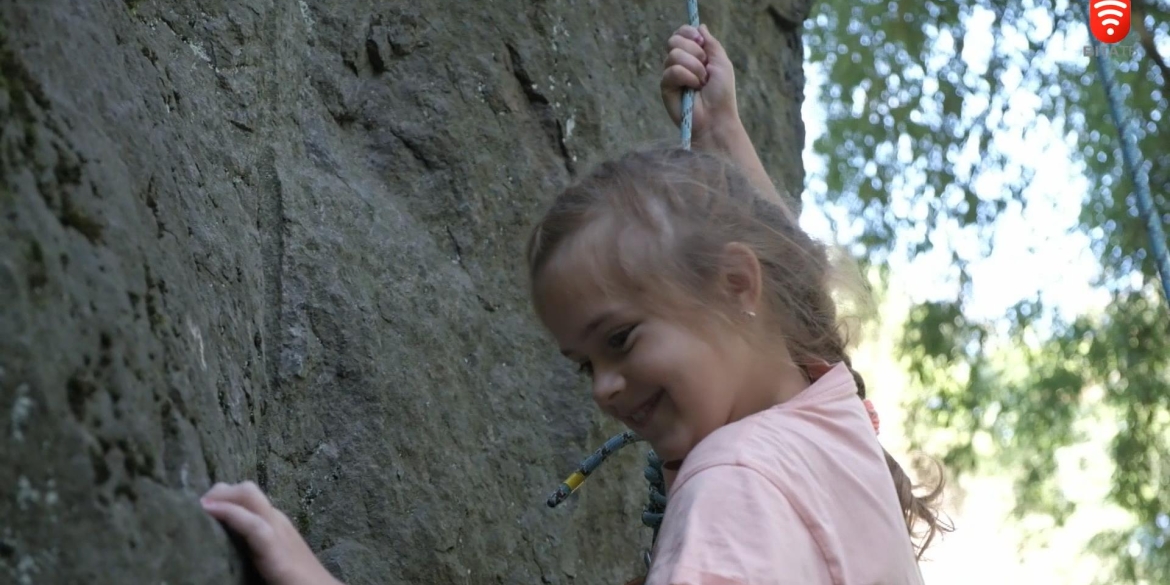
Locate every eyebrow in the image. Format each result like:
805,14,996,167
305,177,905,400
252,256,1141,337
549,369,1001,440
560,311,615,357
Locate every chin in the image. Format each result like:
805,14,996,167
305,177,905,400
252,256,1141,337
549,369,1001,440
647,434,692,464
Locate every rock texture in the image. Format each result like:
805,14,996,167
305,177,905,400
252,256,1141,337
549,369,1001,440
0,0,808,583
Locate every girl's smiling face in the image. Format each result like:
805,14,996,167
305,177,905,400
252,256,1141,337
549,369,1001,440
533,228,766,463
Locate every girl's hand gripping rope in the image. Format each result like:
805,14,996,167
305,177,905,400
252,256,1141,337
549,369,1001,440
660,23,790,210
660,24,741,148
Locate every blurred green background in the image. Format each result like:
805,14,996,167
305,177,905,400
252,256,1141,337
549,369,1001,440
799,1,1169,583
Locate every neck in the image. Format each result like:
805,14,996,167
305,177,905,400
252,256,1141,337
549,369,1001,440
729,358,810,424
663,359,808,490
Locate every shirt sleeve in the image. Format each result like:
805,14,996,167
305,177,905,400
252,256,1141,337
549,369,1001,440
645,464,834,585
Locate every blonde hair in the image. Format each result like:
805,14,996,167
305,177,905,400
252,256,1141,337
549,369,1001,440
526,145,949,558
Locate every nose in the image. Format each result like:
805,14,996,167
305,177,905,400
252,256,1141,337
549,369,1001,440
591,364,625,407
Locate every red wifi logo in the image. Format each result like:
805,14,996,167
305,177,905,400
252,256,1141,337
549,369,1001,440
1090,0,1131,44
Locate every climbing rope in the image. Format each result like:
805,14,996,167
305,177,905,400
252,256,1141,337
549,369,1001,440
546,430,642,508
1082,2,1170,305
545,430,667,569
545,1,699,572
679,0,701,149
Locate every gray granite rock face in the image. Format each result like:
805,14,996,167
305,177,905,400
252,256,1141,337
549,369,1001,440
0,1,808,583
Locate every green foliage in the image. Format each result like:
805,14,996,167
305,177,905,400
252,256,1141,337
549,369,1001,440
807,0,1170,581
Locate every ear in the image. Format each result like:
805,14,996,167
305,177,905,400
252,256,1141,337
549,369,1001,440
717,242,763,314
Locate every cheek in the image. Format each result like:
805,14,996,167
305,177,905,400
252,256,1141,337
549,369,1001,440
637,333,726,413
627,329,690,382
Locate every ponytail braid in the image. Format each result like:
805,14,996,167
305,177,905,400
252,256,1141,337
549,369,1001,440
842,355,867,399
788,258,951,559
842,361,952,559
775,207,953,560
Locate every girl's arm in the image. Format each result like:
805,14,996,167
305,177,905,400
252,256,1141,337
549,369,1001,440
698,121,787,210
660,25,790,211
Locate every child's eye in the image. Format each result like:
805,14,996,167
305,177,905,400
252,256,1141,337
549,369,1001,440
578,361,593,376
606,326,636,351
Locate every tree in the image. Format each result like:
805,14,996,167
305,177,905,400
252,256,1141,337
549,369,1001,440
805,0,1170,581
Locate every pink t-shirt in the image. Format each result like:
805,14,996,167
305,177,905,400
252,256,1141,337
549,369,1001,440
644,363,924,585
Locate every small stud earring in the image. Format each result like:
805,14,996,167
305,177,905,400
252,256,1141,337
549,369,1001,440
743,309,757,318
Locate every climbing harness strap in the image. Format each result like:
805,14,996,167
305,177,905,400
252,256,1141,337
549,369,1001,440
1082,1,1170,305
545,0,699,573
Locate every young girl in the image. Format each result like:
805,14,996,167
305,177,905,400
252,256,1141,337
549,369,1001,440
201,24,948,585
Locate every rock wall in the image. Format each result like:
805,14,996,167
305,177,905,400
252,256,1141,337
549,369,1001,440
0,1,808,583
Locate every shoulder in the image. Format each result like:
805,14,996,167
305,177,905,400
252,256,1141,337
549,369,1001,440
671,406,810,494
647,464,834,585
668,463,797,523
673,364,886,498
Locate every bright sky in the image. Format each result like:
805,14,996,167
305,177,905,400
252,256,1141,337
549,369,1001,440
797,5,1126,328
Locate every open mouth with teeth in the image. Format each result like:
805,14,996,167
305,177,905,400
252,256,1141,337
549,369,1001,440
627,389,665,426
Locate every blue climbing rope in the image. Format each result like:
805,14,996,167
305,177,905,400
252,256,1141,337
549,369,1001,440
544,430,666,568
1082,2,1170,305
642,450,667,542
679,0,701,149
546,430,641,507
